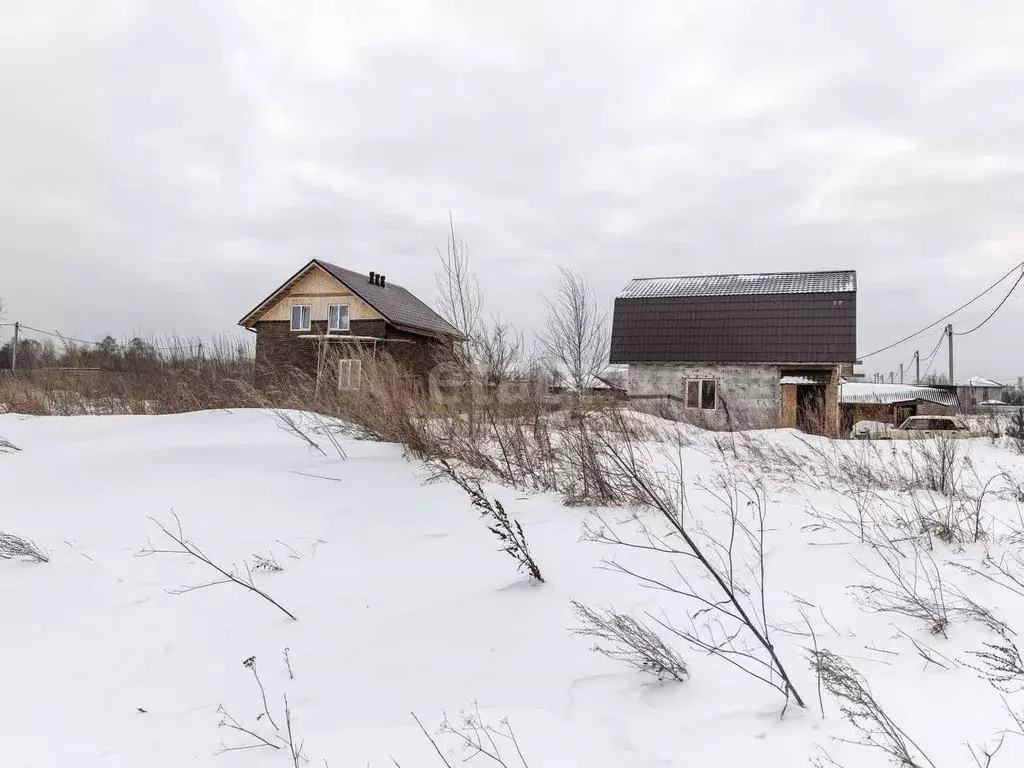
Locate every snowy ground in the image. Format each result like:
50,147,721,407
3,410,1024,767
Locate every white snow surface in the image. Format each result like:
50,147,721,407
3,410,1024,766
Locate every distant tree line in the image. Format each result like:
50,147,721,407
0,336,162,370
0,334,251,371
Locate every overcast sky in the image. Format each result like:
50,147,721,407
2,0,1023,381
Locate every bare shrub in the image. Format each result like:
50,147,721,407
810,649,937,768
968,629,1024,693
434,459,543,583
0,531,49,562
411,703,529,768
1008,409,1024,455
0,434,19,452
581,415,806,709
850,541,952,637
913,436,967,496
851,540,1006,639
137,512,297,621
570,601,688,682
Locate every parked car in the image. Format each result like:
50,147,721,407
889,415,972,440
850,420,892,440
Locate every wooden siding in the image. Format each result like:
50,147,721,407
252,266,383,325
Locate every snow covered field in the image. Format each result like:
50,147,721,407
3,410,1024,767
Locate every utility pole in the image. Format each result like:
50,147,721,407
197,341,204,362
914,351,920,385
899,363,904,384
946,323,954,385
10,321,18,372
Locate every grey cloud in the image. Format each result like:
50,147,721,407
1,0,1022,381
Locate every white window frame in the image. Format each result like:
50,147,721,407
290,304,311,332
328,303,350,332
338,358,361,391
684,378,718,411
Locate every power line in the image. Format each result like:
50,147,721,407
18,323,107,347
919,328,948,381
953,268,1024,337
860,259,1024,359
13,323,208,353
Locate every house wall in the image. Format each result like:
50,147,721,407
254,318,451,386
384,325,456,386
253,266,383,325
628,362,781,429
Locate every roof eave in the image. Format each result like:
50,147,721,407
238,258,321,328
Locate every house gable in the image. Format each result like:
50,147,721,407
240,259,462,339
246,264,384,327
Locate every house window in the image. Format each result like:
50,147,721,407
701,379,717,410
328,303,350,332
290,304,311,331
685,379,717,410
686,380,700,409
338,358,361,391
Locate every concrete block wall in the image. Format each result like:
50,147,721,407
628,362,781,429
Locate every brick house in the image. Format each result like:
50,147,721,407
239,259,463,389
609,270,857,436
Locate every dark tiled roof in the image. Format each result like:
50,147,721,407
619,270,857,299
315,261,462,338
610,274,857,364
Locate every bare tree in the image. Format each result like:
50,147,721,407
539,267,609,390
477,318,527,387
435,214,483,368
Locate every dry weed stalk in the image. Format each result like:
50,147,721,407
410,703,530,768
137,511,297,621
570,601,688,682
810,649,937,768
0,531,49,562
850,541,953,637
434,459,544,583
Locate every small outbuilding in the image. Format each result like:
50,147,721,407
609,269,857,436
838,381,960,434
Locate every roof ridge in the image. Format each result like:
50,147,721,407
628,268,855,283
315,259,410,291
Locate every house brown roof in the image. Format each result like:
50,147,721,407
609,269,856,364
239,259,463,338
315,261,462,338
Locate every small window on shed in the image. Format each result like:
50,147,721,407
685,379,717,411
686,380,700,409
701,380,717,410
